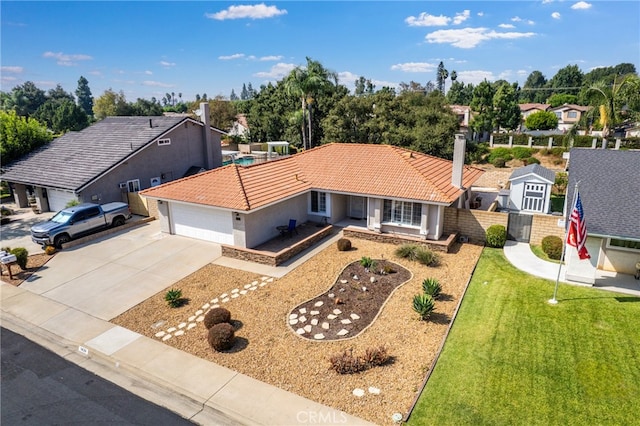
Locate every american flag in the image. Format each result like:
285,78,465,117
567,191,590,260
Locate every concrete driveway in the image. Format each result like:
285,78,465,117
19,221,222,320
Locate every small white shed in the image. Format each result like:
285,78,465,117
507,164,556,214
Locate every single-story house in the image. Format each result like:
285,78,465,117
504,164,556,214
1,103,225,213
140,138,484,249
564,148,640,282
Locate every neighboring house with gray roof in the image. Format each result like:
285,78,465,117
564,148,640,282
506,163,557,214
1,105,225,213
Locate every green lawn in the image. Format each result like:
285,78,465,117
408,248,640,426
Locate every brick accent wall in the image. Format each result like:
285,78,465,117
530,214,564,245
342,227,457,252
443,207,508,244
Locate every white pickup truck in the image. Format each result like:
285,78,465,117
31,202,132,248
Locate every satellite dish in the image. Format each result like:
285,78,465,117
193,109,202,117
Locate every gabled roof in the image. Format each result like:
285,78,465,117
566,148,640,239
1,116,222,192
550,104,591,112
140,143,485,211
509,163,556,184
519,103,550,112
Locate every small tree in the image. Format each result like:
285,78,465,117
525,111,559,130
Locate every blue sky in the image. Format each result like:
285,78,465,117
1,1,639,102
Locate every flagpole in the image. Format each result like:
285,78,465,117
549,182,579,305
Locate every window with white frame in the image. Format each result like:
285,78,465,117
127,179,140,193
310,191,327,214
607,238,640,252
567,111,578,119
555,111,562,119
382,200,421,226
157,138,171,146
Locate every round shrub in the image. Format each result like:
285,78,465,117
486,225,507,248
10,247,28,270
336,238,352,251
491,157,507,168
415,247,439,267
541,235,563,260
512,146,534,160
204,307,231,329
207,322,235,351
523,156,540,165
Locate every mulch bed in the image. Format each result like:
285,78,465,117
0,253,53,286
290,259,411,340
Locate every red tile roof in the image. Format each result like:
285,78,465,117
140,143,484,211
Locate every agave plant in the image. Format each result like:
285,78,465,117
422,278,442,299
360,256,377,270
412,293,435,321
164,288,183,308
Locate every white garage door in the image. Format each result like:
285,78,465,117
47,188,77,212
170,203,233,244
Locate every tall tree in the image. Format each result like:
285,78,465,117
75,76,94,116
208,97,237,130
5,81,47,117
493,82,522,131
229,89,238,101
470,80,496,140
93,89,131,119
240,84,249,100
521,70,547,103
586,74,640,140
0,110,53,163
354,76,375,96
547,64,583,96
446,81,474,105
436,61,449,95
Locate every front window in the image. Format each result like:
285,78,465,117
310,191,327,214
382,200,422,226
608,238,640,251
567,111,578,119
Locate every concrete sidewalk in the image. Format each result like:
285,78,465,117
503,240,640,297
1,282,373,425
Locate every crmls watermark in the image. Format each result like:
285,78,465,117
296,410,349,424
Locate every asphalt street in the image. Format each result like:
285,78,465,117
1,327,195,425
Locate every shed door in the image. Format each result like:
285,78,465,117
522,183,546,213
47,189,76,212
170,203,233,244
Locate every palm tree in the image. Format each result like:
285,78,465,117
587,74,640,140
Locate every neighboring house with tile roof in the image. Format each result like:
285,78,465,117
228,113,249,139
141,139,484,248
550,104,591,131
563,148,640,282
519,103,551,119
1,103,225,213
506,164,557,214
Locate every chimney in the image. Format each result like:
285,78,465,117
199,102,222,169
452,134,466,189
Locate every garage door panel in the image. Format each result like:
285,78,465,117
47,189,77,212
171,204,233,244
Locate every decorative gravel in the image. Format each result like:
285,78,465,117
112,238,483,425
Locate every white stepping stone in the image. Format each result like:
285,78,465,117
221,293,228,298
340,280,348,284
240,290,247,295
370,277,376,283
244,284,252,289
211,298,219,304
266,277,274,283
222,298,230,303
175,330,184,336
260,282,267,287
311,319,318,326
202,303,210,310
341,319,352,324
196,315,204,322
231,293,239,298
337,329,349,336
188,316,196,322
289,313,298,320
353,275,359,280
167,327,176,333
310,310,319,315
304,325,312,333
328,293,335,298
195,310,203,316
299,308,307,314
322,322,330,330
299,316,307,323
250,286,257,291
352,388,365,397
253,281,259,285
162,335,172,341
296,328,306,335
327,314,337,320
290,319,299,325
231,288,239,293
187,323,197,330
155,331,166,338
178,322,186,329
314,333,325,340
333,309,342,315
212,304,220,309
350,313,360,320
369,387,381,395
314,301,324,307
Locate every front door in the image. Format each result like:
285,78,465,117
349,196,366,219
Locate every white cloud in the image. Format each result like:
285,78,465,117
219,53,245,60
571,1,592,10
1,66,23,74
477,12,484,17
499,23,515,29
511,16,522,22
206,3,287,20
517,69,528,76
144,70,153,75
143,80,174,88
405,12,450,27
34,80,57,88
527,20,535,25
260,55,283,61
160,61,176,67
426,27,536,49
455,70,496,85
42,51,92,66
551,12,561,19
390,62,437,72
453,10,471,25
253,62,295,79
542,0,554,3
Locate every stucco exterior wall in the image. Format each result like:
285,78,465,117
243,194,308,248
599,243,639,275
